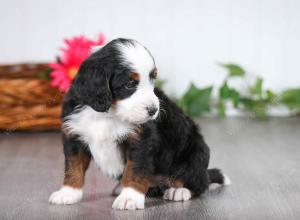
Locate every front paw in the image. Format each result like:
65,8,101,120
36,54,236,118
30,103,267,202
112,187,145,210
49,186,83,205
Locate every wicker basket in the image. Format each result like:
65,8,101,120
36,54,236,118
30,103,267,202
0,63,63,131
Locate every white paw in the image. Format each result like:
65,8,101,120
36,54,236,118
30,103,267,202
49,186,83,205
163,187,192,201
112,187,145,210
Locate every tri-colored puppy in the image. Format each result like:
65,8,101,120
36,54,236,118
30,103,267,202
49,38,230,210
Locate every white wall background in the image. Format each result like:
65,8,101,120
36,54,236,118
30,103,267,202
1,0,300,95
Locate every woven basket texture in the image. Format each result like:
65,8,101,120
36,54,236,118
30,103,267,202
0,63,63,131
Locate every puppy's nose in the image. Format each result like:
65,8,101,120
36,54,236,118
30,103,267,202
147,106,158,117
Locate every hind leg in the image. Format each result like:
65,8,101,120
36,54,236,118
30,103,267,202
163,187,192,201
163,179,192,201
163,170,209,201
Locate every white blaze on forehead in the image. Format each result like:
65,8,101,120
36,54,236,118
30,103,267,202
114,40,159,124
117,40,155,78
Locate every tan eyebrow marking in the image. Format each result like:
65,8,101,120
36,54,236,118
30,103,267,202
130,72,140,81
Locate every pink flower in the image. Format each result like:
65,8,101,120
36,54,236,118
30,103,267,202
49,34,106,92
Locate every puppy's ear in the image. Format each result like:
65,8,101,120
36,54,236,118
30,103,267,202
73,58,112,112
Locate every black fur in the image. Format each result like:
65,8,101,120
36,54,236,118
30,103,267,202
124,88,214,196
208,168,226,184
62,38,138,117
61,38,226,198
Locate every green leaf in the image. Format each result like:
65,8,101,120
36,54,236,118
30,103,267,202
239,98,268,119
179,84,213,118
280,88,300,110
230,89,240,107
218,100,226,118
219,81,240,111
239,98,252,108
253,102,267,119
249,77,263,97
220,81,230,99
220,63,245,77
266,90,277,103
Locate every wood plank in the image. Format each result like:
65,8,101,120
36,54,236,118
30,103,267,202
0,118,299,220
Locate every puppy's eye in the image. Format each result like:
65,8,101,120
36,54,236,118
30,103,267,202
125,80,137,89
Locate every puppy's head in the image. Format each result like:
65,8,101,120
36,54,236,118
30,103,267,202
72,38,159,124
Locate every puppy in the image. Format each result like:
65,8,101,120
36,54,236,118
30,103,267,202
49,38,230,210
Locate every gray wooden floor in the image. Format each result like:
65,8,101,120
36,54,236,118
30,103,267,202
0,118,299,220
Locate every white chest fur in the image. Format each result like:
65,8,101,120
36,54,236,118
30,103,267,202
63,106,134,179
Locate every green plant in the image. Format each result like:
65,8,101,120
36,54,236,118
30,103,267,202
219,64,278,119
178,84,213,118
280,88,300,110
162,63,300,119
217,64,243,117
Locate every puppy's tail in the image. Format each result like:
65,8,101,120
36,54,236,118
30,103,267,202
208,168,231,185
